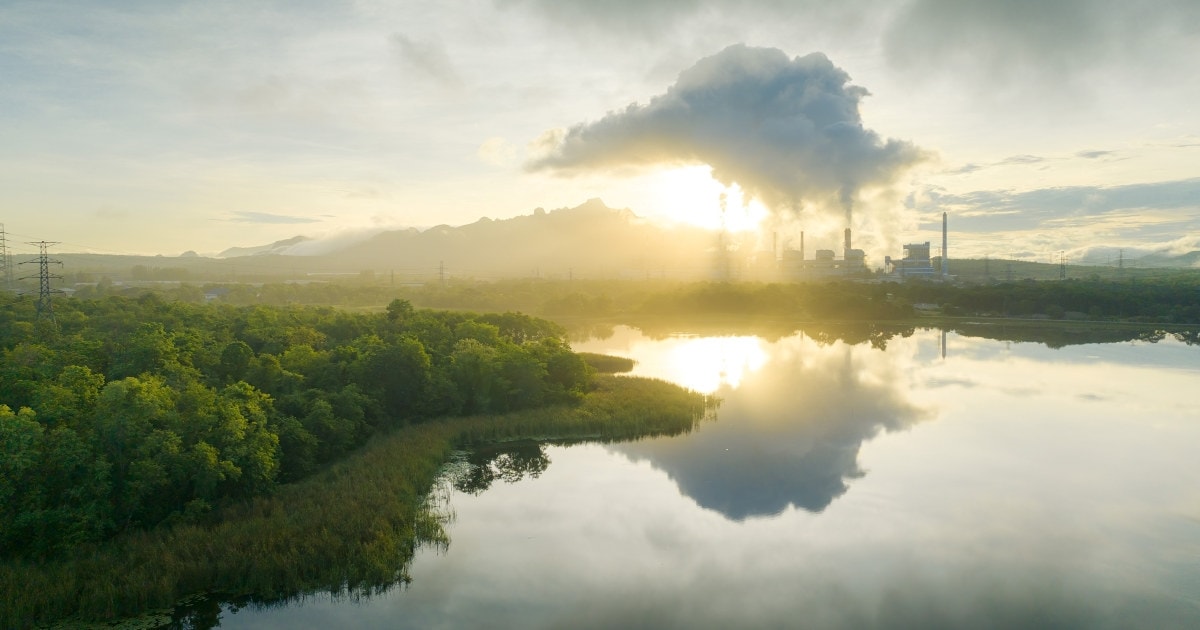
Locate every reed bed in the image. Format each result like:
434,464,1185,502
1,375,706,628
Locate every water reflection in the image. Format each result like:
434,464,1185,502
611,336,928,518
449,441,551,495
217,327,1200,629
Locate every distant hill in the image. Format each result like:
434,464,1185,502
1074,246,1200,269
309,199,722,278
1135,250,1200,268
218,235,311,258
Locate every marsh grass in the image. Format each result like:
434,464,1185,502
576,352,636,373
2,375,707,628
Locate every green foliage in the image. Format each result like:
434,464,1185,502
0,294,595,562
577,352,636,373
0,375,707,628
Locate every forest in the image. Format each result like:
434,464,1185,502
0,292,591,559
69,271,1200,325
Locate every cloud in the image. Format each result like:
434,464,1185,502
527,44,926,219
883,0,1200,93
390,33,462,88
947,163,983,175
614,341,927,519
477,137,518,167
925,178,1200,221
229,211,321,225
913,178,1200,259
497,0,886,40
495,0,704,34
999,154,1045,165
1075,149,1115,160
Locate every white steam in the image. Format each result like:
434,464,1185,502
527,44,927,223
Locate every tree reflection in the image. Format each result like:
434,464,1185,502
613,338,929,519
452,441,551,495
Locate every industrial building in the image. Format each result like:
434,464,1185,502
778,228,869,279
885,242,935,277
884,212,950,280
759,212,950,281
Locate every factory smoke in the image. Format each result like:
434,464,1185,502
526,44,927,225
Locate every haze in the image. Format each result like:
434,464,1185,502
2,0,1198,265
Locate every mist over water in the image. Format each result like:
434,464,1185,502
218,327,1200,629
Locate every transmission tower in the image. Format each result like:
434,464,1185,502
1059,251,1067,280
19,241,63,320
0,224,12,291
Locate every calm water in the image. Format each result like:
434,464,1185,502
219,327,1200,629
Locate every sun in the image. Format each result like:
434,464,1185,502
645,166,768,232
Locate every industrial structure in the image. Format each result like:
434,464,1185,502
20,240,63,320
778,228,870,279
884,212,950,280
0,224,11,291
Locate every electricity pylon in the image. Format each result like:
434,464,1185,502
19,241,63,320
0,224,12,291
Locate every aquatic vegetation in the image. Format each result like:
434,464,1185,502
0,375,707,628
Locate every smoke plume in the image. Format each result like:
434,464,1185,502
527,44,926,220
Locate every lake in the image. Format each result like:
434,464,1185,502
216,325,1200,629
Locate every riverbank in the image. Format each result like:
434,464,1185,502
1,375,708,628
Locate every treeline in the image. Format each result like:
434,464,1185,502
897,275,1200,323
0,293,590,558
61,272,1200,325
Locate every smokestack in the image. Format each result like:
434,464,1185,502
942,212,948,277
800,231,805,261
844,227,852,254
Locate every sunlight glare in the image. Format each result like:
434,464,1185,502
647,166,768,232
639,335,769,394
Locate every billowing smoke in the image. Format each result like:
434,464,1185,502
527,44,926,222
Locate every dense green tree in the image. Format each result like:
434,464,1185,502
218,340,255,383
354,337,433,422
109,323,178,380
0,405,43,551
450,339,500,414
31,365,105,429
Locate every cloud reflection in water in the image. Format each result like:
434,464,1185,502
611,334,928,519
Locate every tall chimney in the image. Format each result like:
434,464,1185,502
942,212,949,277
844,228,852,254
800,231,805,261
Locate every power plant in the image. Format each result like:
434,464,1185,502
769,211,950,281
884,211,950,280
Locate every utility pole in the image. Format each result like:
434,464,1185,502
0,224,12,291
20,241,63,320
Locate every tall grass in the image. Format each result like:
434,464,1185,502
1,375,707,628
576,352,636,373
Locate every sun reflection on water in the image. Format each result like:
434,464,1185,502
628,334,769,394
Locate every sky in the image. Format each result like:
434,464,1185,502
2,0,1198,264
